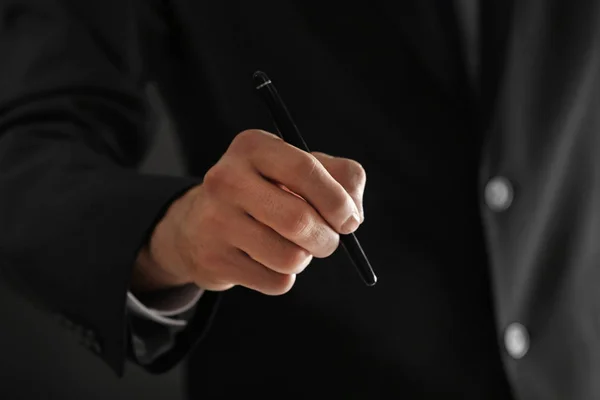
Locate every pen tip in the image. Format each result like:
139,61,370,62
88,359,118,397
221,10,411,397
253,70,271,89
365,274,377,286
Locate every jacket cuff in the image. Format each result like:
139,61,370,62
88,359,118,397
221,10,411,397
42,172,202,377
126,285,204,326
129,290,222,374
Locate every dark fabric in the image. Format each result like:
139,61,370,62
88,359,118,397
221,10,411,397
128,290,221,371
2,0,600,399
0,0,209,375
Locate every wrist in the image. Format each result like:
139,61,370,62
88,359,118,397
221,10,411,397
131,185,201,294
131,245,192,294
131,247,190,293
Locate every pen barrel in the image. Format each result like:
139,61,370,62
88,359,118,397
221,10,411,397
340,233,377,286
253,71,377,287
256,84,311,152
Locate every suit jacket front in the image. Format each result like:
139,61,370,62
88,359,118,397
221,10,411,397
1,0,599,399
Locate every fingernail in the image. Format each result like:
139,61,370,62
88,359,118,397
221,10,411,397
341,213,360,234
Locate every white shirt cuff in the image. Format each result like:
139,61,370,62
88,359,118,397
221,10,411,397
126,285,204,327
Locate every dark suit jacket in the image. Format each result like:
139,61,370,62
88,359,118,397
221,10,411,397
0,0,598,399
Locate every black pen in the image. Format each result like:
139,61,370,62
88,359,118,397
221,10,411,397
253,71,377,287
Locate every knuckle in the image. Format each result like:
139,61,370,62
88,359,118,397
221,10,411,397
294,153,321,178
235,129,260,145
329,235,341,256
203,165,230,195
279,248,312,274
284,209,314,238
204,162,248,199
343,159,367,190
330,192,352,215
263,274,296,296
232,129,271,153
313,227,340,258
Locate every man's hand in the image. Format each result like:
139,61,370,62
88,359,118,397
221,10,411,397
132,129,366,295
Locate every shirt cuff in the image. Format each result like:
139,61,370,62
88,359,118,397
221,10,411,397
126,284,204,327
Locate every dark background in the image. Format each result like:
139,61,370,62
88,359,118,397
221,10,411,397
0,86,187,400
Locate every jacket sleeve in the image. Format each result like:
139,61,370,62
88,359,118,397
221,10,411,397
0,0,218,376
